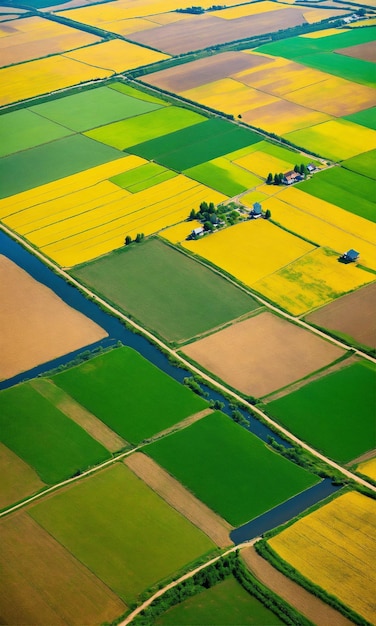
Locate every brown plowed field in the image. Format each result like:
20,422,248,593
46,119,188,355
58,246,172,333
241,545,353,626
0,255,107,381
128,9,308,55
306,282,376,349
337,42,376,62
0,512,126,625
182,312,344,397
125,452,232,548
145,51,273,92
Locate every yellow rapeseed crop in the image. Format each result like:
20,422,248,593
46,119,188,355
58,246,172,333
349,17,376,26
65,39,169,73
0,55,111,107
183,219,314,286
160,220,203,244
252,247,374,314
95,18,157,37
300,28,348,38
357,457,376,481
213,1,286,19
234,151,292,178
286,76,376,116
303,8,349,23
268,491,376,623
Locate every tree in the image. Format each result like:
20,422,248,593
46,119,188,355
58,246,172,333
208,202,215,213
204,220,214,232
125,235,132,245
199,201,208,213
189,208,196,220
135,233,144,243
294,164,300,173
264,208,271,220
273,173,280,185
266,172,273,185
300,163,308,176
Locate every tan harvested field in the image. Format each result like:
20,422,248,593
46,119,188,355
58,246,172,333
286,76,376,116
0,512,126,625
182,312,344,397
125,452,232,548
145,51,272,92
0,442,44,510
337,41,376,62
241,545,353,626
30,378,127,452
0,255,107,381
128,9,310,55
242,98,330,134
306,282,376,349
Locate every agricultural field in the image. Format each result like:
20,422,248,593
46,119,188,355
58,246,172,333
0,512,126,625
182,312,344,397
73,238,260,342
29,463,215,603
297,166,376,222
0,442,45,510
110,162,176,192
266,360,376,463
183,218,315,287
0,255,107,381
344,106,376,130
268,491,376,623
53,346,208,444
306,282,376,349
253,247,374,316
184,157,262,196
342,148,376,178
0,381,110,484
146,411,318,527
0,15,102,67
356,457,376,481
156,575,285,625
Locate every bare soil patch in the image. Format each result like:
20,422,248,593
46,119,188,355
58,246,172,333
348,448,376,466
337,42,376,62
306,282,376,349
182,312,344,397
145,51,273,92
30,378,126,452
0,442,44,510
0,255,107,381
128,9,308,55
241,545,353,626
0,512,126,625
125,452,232,548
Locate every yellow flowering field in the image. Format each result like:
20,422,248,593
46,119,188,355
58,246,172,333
252,247,374,315
98,18,158,37
65,39,169,73
268,491,376,623
0,55,111,106
300,28,348,38
235,59,328,97
286,76,376,116
244,100,330,135
160,220,203,244
349,17,376,26
234,151,292,178
357,457,376,481
213,1,286,19
303,8,348,23
183,219,314,286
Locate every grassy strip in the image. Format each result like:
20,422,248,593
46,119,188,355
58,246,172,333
254,540,371,626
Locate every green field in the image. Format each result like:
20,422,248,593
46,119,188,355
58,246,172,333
128,119,262,171
184,157,262,196
297,167,376,222
86,106,206,150
266,361,376,464
30,86,162,132
0,134,124,199
73,239,260,342
0,442,45,510
53,346,208,443
156,575,285,625
342,149,376,180
344,106,376,131
30,463,215,602
295,52,375,87
0,383,110,484
146,412,318,526
109,81,169,105
0,108,72,158
110,162,176,192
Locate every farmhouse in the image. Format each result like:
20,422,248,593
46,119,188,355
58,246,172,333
188,226,204,239
340,249,360,263
307,163,316,173
250,202,263,218
283,170,303,185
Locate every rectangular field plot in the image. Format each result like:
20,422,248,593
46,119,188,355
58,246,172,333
297,167,376,222
268,491,376,623
0,442,45,510
53,346,208,443
86,106,206,150
146,412,318,526
30,463,215,603
183,219,314,288
0,134,124,199
0,513,126,626
342,149,376,179
344,106,376,130
110,162,176,192
73,239,260,342
266,360,376,463
0,255,107,381
357,457,376,481
182,312,344,398
156,575,285,626
253,247,374,316
30,85,163,132
65,39,169,73
184,157,262,196
0,382,110,484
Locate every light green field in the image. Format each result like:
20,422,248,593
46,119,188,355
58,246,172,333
225,139,319,167
0,108,72,158
30,463,215,602
109,81,168,105
184,157,262,196
110,162,176,192
85,106,206,150
342,149,376,180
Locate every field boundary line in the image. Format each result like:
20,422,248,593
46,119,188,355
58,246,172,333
1,224,375,499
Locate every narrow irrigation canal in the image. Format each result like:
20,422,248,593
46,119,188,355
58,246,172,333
1,230,341,539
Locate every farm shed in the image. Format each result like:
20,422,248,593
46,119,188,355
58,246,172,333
250,202,263,218
340,249,360,262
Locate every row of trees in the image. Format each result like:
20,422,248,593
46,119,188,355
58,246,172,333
124,233,144,245
266,163,309,185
